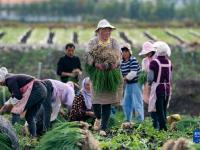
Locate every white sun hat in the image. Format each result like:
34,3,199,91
121,43,132,55
95,19,116,32
139,41,155,56
153,41,171,57
0,67,8,82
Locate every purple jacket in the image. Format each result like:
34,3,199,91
149,56,172,95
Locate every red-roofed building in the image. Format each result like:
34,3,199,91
0,0,49,5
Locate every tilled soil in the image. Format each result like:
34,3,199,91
169,79,200,116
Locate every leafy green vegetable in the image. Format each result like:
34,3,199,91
0,132,12,150
85,64,122,93
138,71,147,85
36,122,84,150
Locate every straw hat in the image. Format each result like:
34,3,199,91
139,41,155,56
0,67,8,82
153,41,171,57
121,43,132,55
95,19,116,32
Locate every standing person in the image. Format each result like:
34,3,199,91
139,41,156,102
139,41,156,73
0,67,48,137
138,41,158,128
69,77,95,121
85,19,122,136
57,43,82,83
148,41,172,131
120,43,144,123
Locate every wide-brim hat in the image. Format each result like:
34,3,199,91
121,43,132,55
139,41,155,56
95,19,116,32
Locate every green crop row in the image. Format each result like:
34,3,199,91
0,27,199,45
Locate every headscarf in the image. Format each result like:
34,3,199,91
153,41,171,57
66,81,74,89
81,77,92,110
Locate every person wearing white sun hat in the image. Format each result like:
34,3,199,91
95,19,116,33
154,41,171,57
85,19,122,136
147,41,173,131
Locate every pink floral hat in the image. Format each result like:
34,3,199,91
139,41,155,56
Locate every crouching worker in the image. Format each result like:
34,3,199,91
0,67,48,138
70,77,95,121
23,79,76,136
42,79,76,122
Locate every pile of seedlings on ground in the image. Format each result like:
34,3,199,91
0,115,19,150
36,121,100,150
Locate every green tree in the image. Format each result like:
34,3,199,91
176,0,200,21
94,0,127,20
154,0,175,21
139,1,155,21
129,0,140,19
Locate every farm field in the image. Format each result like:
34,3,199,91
3,111,200,150
0,46,199,150
0,25,200,150
0,27,199,46
0,27,28,44
28,28,49,44
0,0,200,149
52,28,73,45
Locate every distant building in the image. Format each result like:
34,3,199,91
0,0,49,5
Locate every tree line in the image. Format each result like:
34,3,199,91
0,0,200,23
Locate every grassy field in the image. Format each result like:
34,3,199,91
52,28,73,45
28,28,49,44
170,28,200,42
0,27,199,45
147,28,178,45
0,27,28,44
